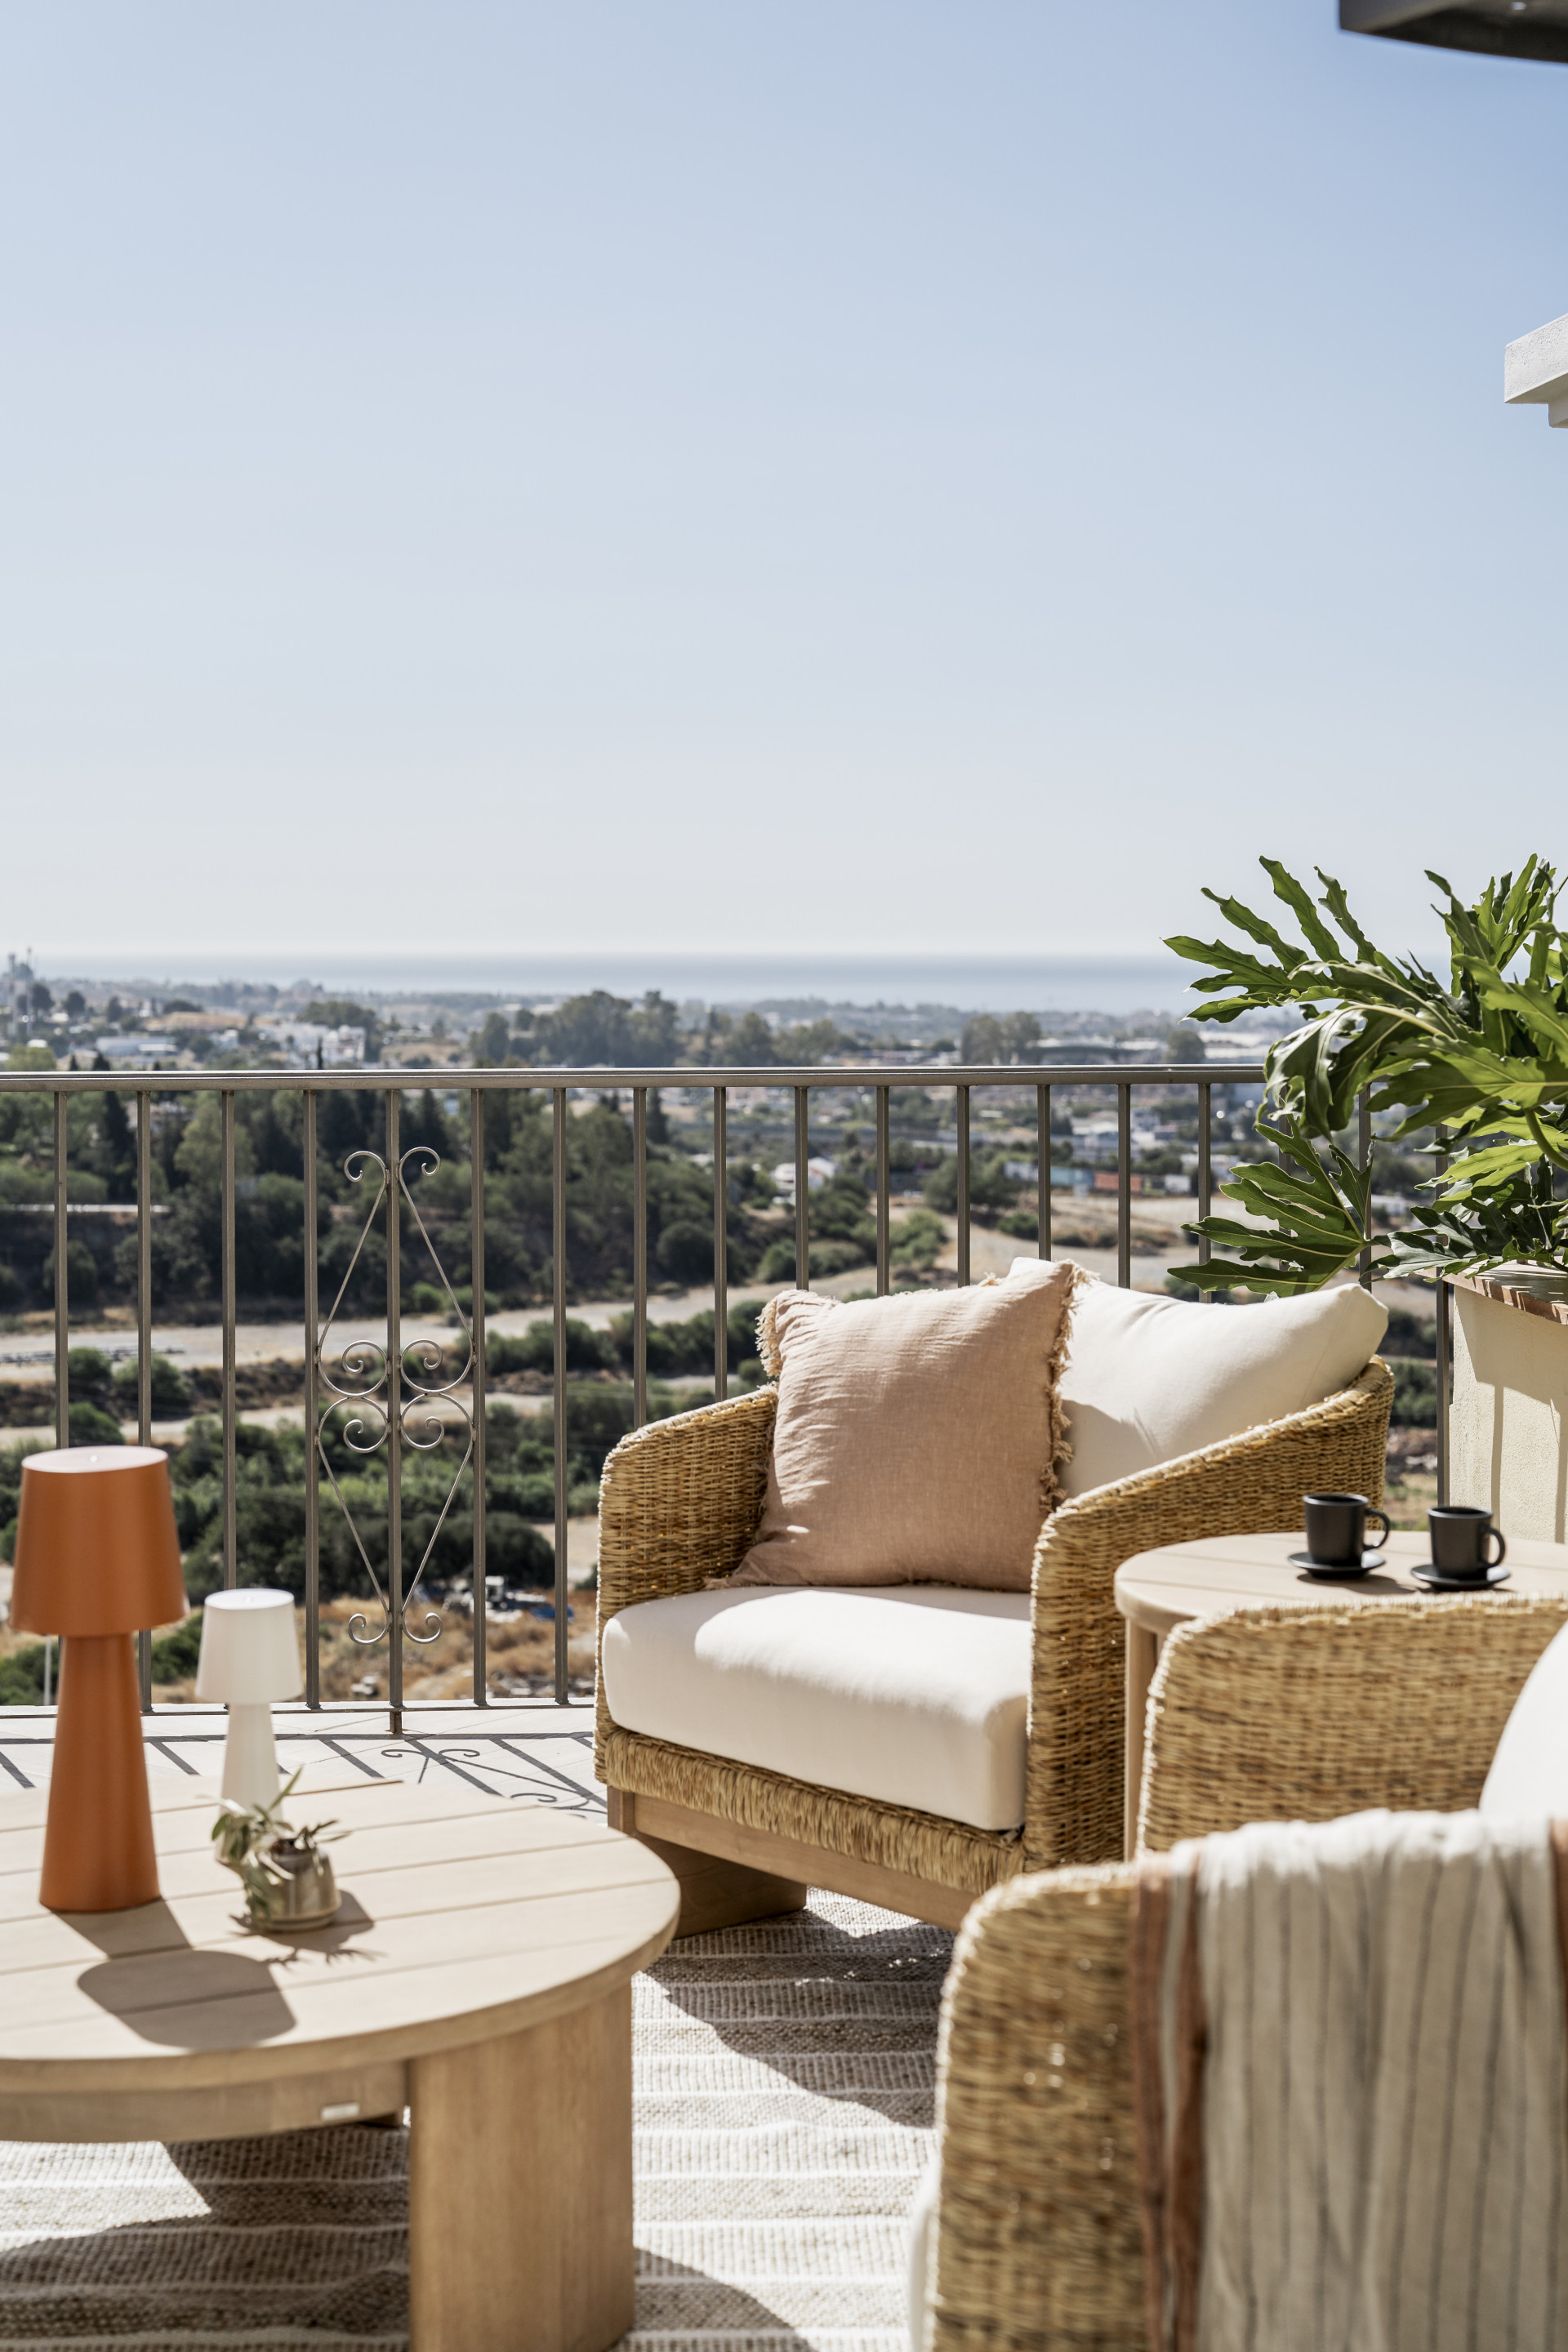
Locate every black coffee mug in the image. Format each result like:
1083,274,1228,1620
1303,1491,1391,1568
1428,1506,1507,1579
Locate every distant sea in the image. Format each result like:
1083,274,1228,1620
64,950,1205,1018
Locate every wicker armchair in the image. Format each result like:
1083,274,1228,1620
595,1357,1393,1932
924,1588,1568,2351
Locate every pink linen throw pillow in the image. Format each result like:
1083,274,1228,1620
728,1263,1080,1590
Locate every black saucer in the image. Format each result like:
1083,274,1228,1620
1288,1549,1386,1579
1410,1562,1512,1592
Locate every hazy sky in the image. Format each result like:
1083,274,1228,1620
2,2,1565,972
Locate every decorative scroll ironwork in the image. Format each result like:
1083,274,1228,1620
315,1147,473,1655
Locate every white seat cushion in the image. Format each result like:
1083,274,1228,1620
600,1584,1033,1832
1481,1619,1568,1816
1027,1264,1389,1497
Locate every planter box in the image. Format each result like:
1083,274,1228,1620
1451,1272,1568,1541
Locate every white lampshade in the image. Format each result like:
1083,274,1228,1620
196,1589,303,1704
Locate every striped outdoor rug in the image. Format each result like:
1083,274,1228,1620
0,1893,948,2350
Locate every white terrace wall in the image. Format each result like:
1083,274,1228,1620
1451,1276,1568,1544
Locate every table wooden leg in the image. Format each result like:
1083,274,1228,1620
1125,1622,1158,1860
408,1983,633,2352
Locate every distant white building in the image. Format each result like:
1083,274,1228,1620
773,1157,837,1196
1069,1114,1160,1162
95,1034,176,1062
256,1022,367,1069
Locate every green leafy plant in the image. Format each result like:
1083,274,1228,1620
1165,856,1568,1291
211,1770,345,1922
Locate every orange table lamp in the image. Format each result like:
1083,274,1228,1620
10,1446,186,1912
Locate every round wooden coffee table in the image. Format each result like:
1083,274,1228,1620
0,1770,679,2352
1113,1529,1568,1857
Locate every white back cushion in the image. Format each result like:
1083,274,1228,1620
1481,1621,1568,1816
1021,1266,1388,1498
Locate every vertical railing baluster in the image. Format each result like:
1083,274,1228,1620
956,1084,971,1285
1116,1083,1132,1289
1036,1082,1052,1260
52,1092,67,1452
302,1089,319,1708
1435,1127,1450,1508
136,1089,154,1709
794,1088,809,1289
221,1089,237,1588
875,1085,890,1296
470,1089,487,1707
1358,1087,1374,1290
632,1087,648,1428
552,1087,568,1704
49,1081,65,1721
1197,1080,1213,1301
712,1086,728,1401
385,1087,403,1734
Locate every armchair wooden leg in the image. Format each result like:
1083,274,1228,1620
1125,1621,1158,1859
605,1787,808,1936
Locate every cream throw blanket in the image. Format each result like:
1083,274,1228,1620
1131,1811,1568,2352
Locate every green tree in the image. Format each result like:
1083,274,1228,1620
921,1151,1019,1219
91,1089,136,1201
304,999,381,1058
728,1011,775,1064
470,1010,512,1066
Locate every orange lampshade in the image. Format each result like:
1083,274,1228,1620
11,1446,185,1637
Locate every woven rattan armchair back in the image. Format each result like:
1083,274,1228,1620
929,1591,1568,2350
1139,1590,1568,1854
595,1359,1394,1931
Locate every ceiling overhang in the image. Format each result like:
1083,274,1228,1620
1341,0,1568,62
1505,313,1568,428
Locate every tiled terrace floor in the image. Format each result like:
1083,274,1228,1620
0,1698,604,1811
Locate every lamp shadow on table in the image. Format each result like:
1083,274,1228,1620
68,1900,295,2048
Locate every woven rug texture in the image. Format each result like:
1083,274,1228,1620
0,1892,949,2351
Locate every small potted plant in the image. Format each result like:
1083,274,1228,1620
212,1770,345,1927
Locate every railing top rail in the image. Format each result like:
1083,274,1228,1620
0,1060,1264,1094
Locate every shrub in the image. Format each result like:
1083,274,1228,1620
657,1218,715,1285
149,1611,204,1680
68,1401,122,1447
0,1642,45,1703
42,1241,99,1306
68,1347,114,1405
889,1209,945,1269
488,1319,615,1377
112,1352,194,1417
1389,1357,1438,1428
1383,1306,1436,1361
757,1239,865,1282
921,1151,1019,1220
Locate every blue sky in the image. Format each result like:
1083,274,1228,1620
2,2,1565,973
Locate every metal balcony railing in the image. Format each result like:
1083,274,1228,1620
0,1060,1267,1722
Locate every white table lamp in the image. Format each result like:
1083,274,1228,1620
196,1589,303,1808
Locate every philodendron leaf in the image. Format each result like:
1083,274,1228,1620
1173,1115,1374,1295
1170,853,1568,1281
